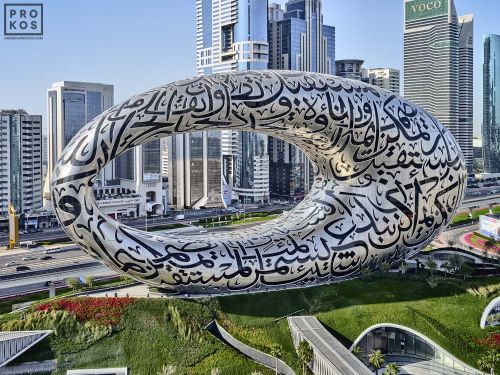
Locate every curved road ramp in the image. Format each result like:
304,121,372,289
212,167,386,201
288,316,372,375
205,320,295,375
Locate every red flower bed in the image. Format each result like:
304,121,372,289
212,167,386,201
476,333,500,349
36,297,134,326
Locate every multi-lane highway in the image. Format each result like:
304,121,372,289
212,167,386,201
0,204,294,246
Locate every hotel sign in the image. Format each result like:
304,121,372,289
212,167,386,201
405,0,448,22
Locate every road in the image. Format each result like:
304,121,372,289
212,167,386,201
433,223,479,249
0,204,294,246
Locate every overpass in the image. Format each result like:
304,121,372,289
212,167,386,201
460,194,500,211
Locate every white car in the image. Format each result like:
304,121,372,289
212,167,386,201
199,229,208,234
5,261,17,267
22,256,35,261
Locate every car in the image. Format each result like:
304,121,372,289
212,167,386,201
5,261,17,267
40,255,53,261
15,265,31,272
199,229,208,234
22,256,35,261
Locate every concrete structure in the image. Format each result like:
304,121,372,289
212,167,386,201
0,330,52,367
480,295,500,328
267,0,334,198
350,323,481,374
51,71,466,295
483,34,500,174
288,316,372,375
404,0,473,174
93,185,145,219
335,59,365,81
0,110,43,216
365,68,400,95
194,0,270,205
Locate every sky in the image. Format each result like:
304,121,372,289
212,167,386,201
1,0,499,137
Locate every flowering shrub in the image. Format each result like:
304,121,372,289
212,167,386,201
36,297,134,326
476,333,500,349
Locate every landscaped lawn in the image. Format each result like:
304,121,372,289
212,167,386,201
464,232,500,254
219,276,500,372
452,205,500,224
3,275,500,374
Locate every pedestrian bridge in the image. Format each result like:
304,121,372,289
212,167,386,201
288,316,371,375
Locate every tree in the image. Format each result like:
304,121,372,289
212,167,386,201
380,262,391,273
211,369,221,375
425,258,437,276
270,343,283,375
384,363,400,375
84,275,95,288
477,350,500,375
448,253,463,273
351,346,362,359
447,240,456,247
459,262,474,279
157,365,176,375
398,262,407,275
442,261,453,276
368,349,385,375
484,238,499,257
66,277,81,291
297,340,313,375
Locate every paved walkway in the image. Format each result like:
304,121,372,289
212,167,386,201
205,320,295,375
288,316,371,375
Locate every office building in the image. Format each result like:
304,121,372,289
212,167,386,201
0,110,42,215
45,81,162,216
268,0,335,74
365,68,401,95
45,81,114,201
404,0,473,173
180,0,269,206
268,0,334,198
458,14,474,174
335,59,365,81
483,34,500,173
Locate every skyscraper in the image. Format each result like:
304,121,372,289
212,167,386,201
184,0,270,207
458,14,474,174
45,81,114,201
0,110,42,215
483,34,500,173
335,59,365,80
404,0,473,173
365,68,401,95
268,0,335,199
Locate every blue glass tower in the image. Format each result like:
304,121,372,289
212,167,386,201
483,34,500,173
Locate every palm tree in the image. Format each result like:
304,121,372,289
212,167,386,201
477,350,500,375
425,258,437,275
368,350,385,375
484,238,497,257
384,362,400,375
157,365,176,375
351,346,362,359
297,340,313,375
270,343,283,375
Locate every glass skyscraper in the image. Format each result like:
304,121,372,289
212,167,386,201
404,0,474,174
483,34,500,173
267,0,335,199
45,81,114,201
0,110,43,215
169,0,270,208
